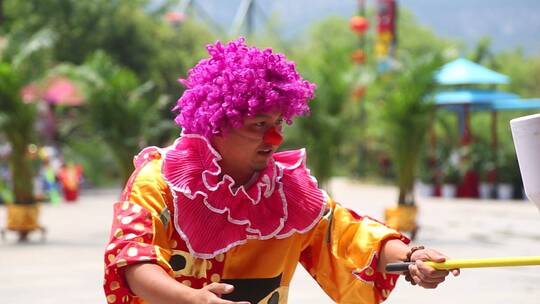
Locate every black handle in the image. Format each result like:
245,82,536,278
385,262,413,272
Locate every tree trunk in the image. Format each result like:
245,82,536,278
397,150,417,206
9,141,35,205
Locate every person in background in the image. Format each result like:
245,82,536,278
58,162,83,202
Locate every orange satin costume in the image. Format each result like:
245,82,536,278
103,136,408,304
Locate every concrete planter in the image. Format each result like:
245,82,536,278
2,204,45,241
384,205,418,240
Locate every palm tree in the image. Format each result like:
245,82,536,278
286,18,356,189
379,55,442,238
380,55,441,206
58,52,165,183
0,30,55,241
0,62,36,206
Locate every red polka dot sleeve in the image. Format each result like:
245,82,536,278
103,158,174,304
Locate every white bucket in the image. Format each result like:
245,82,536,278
510,113,540,210
479,183,494,200
441,184,457,198
497,183,514,200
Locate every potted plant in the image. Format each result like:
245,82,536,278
0,61,43,241
441,163,461,198
496,150,519,200
380,55,442,239
469,141,496,199
478,161,496,199
0,31,54,241
415,151,437,197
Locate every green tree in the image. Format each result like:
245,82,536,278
0,63,36,206
74,52,164,182
286,18,357,188
0,29,55,206
0,30,55,241
4,0,214,145
378,55,442,205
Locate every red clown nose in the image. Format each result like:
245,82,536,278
263,126,283,146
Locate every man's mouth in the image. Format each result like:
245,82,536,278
257,148,273,156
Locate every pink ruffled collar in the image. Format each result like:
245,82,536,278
160,134,326,259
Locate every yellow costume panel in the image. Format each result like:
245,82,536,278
104,146,407,304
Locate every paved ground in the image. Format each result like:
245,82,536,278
1,178,540,303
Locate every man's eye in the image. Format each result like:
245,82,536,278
276,118,284,126
254,122,266,127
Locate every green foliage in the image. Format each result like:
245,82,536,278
442,164,462,185
495,49,540,98
0,29,56,204
378,55,442,205
397,10,460,60
62,136,119,187
4,0,213,79
0,62,37,205
5,1,149,66
80,52,163,182
496,144,520,184
285,18,357,188
2,1,539,191
4,0,214,146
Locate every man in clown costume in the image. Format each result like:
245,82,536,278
104,38,458,304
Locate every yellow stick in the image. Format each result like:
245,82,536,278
385,256,540,272
424,256,540,269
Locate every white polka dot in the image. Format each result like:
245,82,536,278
131,205,142,213
127,247,138,257
121,216,133,225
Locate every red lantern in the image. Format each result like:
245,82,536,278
351,49,367,64
350,16,369,33
165,11,185,24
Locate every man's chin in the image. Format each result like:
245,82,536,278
251,160,271,172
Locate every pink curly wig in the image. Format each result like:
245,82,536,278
173,37,316,138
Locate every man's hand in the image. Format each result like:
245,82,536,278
125,263,251,304
190,283,251,304
408,248,460,289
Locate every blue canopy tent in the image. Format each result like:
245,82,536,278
491,98,540,110
431,58,540,197
435,57,509,85
434,90,540,159
434,58,540,145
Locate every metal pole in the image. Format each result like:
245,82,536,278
247,0,254,37
231,0,253,36
357,0,367,176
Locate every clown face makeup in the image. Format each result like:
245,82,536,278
211,112,284,185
